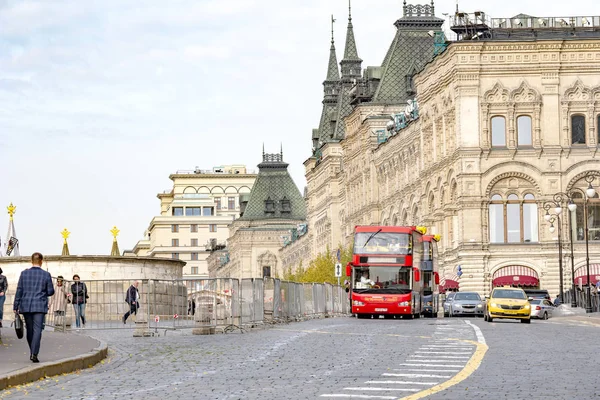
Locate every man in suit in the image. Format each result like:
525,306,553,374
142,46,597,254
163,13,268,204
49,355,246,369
13,252,55,363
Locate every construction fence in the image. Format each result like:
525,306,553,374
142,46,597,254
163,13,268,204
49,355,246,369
45,277,350,333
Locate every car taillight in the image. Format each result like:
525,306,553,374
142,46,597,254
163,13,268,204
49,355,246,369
535,306,541,310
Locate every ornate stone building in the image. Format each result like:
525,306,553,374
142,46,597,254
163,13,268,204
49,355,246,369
209,150,307,279
284,3,600,296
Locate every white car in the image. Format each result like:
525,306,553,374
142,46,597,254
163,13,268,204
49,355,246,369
529,298,554,320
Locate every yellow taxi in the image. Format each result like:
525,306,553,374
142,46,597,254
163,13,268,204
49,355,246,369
484,286,531,323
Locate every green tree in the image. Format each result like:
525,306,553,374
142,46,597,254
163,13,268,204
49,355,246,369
284,244,354,284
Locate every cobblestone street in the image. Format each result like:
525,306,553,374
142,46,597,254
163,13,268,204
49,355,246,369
1,315,599,399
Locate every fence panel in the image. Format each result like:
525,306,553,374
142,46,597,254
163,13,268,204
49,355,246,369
273,279,282,320
303,284,314,317
49,278,148,330
264,278,274,321
253,279,264,324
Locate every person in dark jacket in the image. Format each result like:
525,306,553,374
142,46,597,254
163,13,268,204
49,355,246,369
13,252,54,363
70,274,88,329
123,281,139,324
0,267,7,327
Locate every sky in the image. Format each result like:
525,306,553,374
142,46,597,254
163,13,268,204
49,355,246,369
1,0,598,256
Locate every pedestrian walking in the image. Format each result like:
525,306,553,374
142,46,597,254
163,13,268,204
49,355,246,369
13,252,55,363
49,276,70,316
553,294,561,307
0,267,7,327
123,281,140,324
70,274,88,329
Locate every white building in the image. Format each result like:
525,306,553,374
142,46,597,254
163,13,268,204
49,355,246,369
126,165,257,277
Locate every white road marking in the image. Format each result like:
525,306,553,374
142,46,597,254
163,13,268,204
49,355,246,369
344,387,420,392
465,320,487,345
400,363,466,367
393,368,460,372
403,359,466,364
409,355,470,359
320,395,397,399
416,351,472,354
365,380,439,385
382,373,451,378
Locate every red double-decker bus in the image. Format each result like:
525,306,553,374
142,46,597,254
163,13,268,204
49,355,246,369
346,225,429,319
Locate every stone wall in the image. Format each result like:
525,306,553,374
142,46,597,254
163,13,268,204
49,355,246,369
0,255,186,318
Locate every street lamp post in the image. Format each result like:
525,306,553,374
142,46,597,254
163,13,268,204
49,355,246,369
544,202,564,304
566,174,597,313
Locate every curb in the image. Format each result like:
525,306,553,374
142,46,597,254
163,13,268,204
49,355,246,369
0,339,108,391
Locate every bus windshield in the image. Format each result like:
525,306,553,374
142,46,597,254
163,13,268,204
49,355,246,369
353,266,412,294
354,232,411,255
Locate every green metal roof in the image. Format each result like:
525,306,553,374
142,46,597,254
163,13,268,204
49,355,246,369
239,152,307,221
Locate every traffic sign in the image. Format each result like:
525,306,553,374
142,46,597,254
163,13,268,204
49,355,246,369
335,263,342,278
336,248,341,262
154,315,160,323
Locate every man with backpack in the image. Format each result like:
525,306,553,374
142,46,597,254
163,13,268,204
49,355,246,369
123,281,140,324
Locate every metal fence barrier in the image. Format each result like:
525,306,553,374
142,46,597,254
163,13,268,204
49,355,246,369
44,277,349,333
562,289,600,312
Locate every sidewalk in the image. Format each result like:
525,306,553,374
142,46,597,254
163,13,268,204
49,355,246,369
0,322,108,390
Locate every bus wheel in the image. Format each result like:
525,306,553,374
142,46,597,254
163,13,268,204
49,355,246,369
357,314,368,319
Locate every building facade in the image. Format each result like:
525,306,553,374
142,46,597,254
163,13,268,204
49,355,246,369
126,165,256,277
284,3,600,296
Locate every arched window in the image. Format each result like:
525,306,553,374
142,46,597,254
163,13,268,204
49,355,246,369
571,115,586,144
489,194,504,243
523,194,538,242
506,194,521,242
517,116,532,147
489,193,538,244
491,116,506,147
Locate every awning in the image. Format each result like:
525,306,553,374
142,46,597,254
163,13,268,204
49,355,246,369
440,279,459,292
492,265,539,287
492,275,539,287
574,264,600,286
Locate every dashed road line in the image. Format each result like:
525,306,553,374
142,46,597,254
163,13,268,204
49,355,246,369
365,381,440,385
382,373,451,378
321,395,397,399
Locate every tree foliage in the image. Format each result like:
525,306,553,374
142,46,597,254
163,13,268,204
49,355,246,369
283,244,353,284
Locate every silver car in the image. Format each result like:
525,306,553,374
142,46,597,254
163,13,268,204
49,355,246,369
529,299,554,320
446,292,484,317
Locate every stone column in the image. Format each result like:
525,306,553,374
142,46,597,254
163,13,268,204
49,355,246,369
133,280,151,337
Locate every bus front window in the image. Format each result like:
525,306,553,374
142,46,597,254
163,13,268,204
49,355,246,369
353,267,412,294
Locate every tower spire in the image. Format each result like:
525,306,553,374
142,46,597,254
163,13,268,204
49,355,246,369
325,15,340,81
342,0,360,61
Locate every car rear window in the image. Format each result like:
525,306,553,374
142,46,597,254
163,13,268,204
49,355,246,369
454,293,481,301
493,289,527,299
530,299,542,304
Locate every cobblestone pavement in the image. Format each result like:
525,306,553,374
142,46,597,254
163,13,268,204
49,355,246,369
0,315,598,399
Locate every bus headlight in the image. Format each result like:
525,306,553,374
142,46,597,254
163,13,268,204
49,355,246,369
353,300,365,306
398,301,411,306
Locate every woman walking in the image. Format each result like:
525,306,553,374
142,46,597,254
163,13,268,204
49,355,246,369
70,275,88,329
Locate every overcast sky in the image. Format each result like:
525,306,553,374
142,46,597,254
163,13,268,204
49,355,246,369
1,0,598,256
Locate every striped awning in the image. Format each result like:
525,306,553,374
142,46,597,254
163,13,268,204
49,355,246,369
492,265,539,287
574,264,600,285
439,272,460,293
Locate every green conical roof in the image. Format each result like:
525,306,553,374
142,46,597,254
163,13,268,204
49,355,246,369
240,152,306,221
